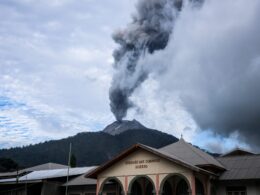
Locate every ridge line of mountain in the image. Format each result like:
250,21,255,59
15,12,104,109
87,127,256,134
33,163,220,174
0,126,179,168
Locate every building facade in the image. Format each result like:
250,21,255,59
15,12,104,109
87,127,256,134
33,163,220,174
86,139,260,195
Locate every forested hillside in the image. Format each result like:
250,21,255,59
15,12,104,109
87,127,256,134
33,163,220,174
0,129,178,168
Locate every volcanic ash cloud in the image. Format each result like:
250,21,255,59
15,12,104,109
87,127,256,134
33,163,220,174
109,0,202,121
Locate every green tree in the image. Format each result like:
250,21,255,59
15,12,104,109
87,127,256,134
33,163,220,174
70,154,77,167
0,158,19,172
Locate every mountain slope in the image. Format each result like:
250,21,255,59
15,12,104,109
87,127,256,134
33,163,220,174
0,127,178,167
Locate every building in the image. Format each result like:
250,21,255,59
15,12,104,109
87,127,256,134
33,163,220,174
63,174,97,195
85,138,260,195
0,139,259,195
216,150,260,195
0,163,96,195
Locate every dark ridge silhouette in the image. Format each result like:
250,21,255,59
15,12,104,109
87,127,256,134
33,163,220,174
0,127,178,167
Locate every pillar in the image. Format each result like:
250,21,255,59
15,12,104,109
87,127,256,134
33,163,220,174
191,173,196,195
206,177,211,195
96,178,100,195
156,174,160,195
124,176,128,195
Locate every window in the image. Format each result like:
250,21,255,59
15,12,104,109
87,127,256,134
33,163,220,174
226,186,247,195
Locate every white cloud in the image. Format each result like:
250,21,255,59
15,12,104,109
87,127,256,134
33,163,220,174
0,0,135,148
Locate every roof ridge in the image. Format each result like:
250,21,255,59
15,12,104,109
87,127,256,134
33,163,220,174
221,147,255,157
217,154,260,158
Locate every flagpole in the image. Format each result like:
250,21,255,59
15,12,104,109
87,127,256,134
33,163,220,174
65,143,72,195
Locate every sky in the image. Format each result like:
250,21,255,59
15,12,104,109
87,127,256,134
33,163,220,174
0,0,259,153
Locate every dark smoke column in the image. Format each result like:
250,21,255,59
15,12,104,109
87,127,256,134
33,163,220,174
109,0,197,121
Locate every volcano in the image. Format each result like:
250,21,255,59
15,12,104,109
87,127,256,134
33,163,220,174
103,119,147,135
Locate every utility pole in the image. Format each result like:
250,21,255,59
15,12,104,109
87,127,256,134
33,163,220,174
65,143,72,195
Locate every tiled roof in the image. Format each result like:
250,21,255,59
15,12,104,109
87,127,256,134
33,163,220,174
217,155,260,180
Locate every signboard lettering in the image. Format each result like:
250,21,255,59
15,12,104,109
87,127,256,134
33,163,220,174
125,159,160,169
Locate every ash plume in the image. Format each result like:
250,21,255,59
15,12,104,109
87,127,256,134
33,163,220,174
109,0,202,121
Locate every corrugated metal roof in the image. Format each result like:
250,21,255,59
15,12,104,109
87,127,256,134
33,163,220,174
0,162,67,177
159,138,224,169
0,172,18,177
217,155,260,180
0,178,20,184
0,166,96,184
